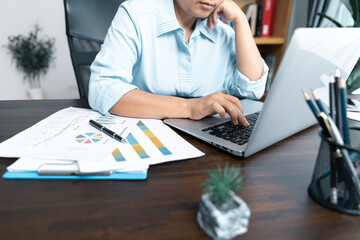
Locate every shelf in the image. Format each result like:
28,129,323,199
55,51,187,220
254,37,285,45
236,0,293,91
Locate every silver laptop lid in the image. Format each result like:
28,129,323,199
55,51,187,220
245,27,360,157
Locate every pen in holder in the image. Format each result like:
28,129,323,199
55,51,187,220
308,127,360,215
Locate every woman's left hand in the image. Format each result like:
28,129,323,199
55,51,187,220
205,0,244,29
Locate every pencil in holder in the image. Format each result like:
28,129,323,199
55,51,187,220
308,127,360,215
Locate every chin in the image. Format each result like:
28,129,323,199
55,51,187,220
193,10,212,18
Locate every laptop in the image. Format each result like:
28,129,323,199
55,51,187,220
163,28,360,157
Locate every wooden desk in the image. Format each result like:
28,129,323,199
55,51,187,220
0,99,359,240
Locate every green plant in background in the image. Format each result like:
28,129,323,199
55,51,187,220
347,59,360,94
317,0,359,27
317,0,360,95
5,24,55,89
202,163,242,211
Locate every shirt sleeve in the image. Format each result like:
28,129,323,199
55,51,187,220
88,5,141,115
225,59,269,100
223,32,269,100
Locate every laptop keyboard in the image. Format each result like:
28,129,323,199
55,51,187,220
201,112,260,145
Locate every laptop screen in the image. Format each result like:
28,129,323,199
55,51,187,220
245,27,360,157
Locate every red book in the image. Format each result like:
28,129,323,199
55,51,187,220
261,0,277,37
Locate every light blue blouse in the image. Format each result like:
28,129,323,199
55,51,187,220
89,0,268,115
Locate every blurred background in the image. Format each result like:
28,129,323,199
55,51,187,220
0,0,357,100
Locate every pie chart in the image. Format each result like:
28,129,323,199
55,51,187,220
75,133,103,144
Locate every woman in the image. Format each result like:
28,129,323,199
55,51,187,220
89,0,268,126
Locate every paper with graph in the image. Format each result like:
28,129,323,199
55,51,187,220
0,107,134,162
119,119,204,165
0,107,204,172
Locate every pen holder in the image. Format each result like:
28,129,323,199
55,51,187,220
308,127,360,215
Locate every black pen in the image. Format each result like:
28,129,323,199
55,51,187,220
317,113,338,204
339,78,350,145
329,75,335,119
89,119,127,143
334,68,343,134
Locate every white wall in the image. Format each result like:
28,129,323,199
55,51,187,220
0,0,79,100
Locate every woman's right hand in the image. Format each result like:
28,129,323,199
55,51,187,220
186,92,249,126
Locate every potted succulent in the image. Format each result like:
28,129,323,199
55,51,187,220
5,24,55,99
317,0,360,97
197,163,250,240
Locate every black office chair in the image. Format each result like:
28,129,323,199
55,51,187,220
64,0,126,99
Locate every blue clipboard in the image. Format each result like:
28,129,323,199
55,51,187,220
3,171,147,180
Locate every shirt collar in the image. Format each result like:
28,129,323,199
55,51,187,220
194,18,216,43
155,0,215,43
156,0,181,37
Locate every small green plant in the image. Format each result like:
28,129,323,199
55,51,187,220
5,24,55,88
202,163,242,210
317,0,360,95
317,0,359,27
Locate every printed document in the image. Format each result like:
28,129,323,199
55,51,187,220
0,107,204,172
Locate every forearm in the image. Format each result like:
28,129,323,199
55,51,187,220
110,90,249,126
110,89,189,119
233,13,263,81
